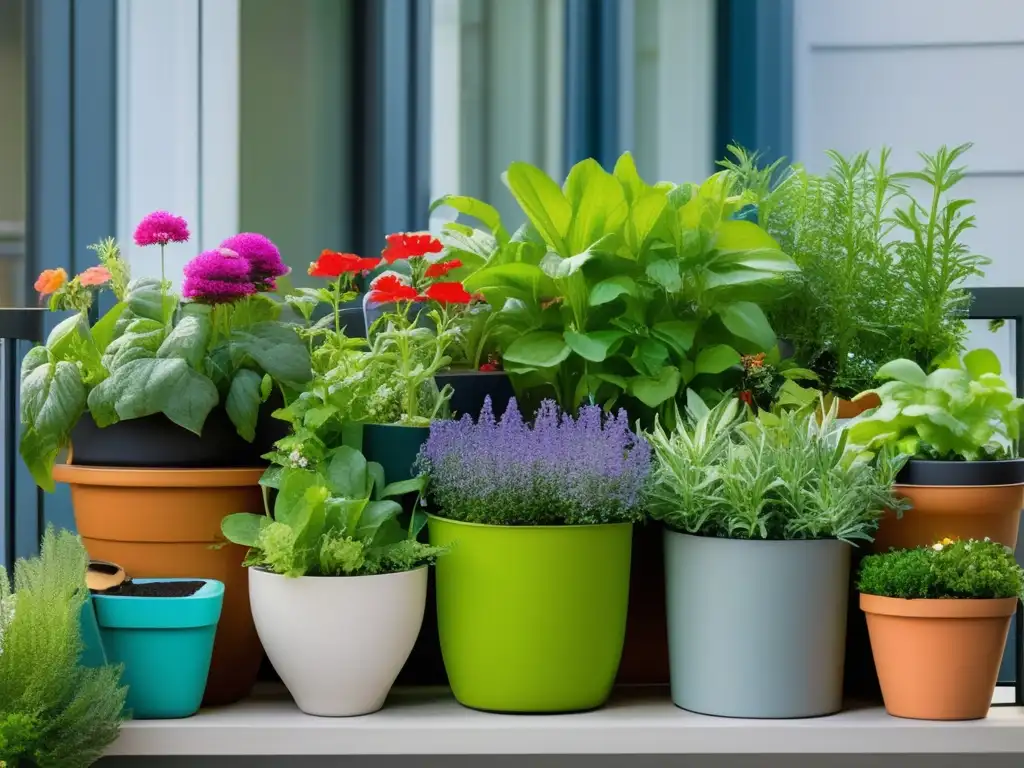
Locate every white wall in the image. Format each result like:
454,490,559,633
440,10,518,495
793,0,1024,386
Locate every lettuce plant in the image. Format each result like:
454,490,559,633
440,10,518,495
846,350,1024,461
0,527,127,767
858,538,1024,600
432,153,797,422
416,397,650,526
221,445,444,578
645,394,908,543
19,217,312,491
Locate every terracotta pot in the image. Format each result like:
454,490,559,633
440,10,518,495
861,593,1016,720
53,464,265,706
823,392,879,420
873,459,1024,553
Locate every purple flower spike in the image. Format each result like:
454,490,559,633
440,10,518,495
182,248,256,304
220,232,289,290
134,211,190,247
416,399,651,526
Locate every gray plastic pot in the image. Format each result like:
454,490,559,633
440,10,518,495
664,530,850,718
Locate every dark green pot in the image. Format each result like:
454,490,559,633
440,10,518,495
361,423,430,484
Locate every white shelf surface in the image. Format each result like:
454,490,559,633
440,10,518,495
106,685,1024,756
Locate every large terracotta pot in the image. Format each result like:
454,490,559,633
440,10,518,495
873,459,1024,553
53,464,265,706
861,593,1016,720
822,392,879,420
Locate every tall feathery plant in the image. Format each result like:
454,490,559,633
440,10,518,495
0,527,127,768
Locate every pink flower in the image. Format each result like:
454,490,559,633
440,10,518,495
134,211,190,247
182,248,255,304
78,266,112,287
220,232,289,290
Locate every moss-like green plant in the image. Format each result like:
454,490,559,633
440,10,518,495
0,527,127,767
858,538,1024,600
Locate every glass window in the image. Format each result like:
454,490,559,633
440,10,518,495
430,0,565,230
239,0,353,286
0,0,26,308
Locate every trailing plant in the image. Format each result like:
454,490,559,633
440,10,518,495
431,153,797,423
727,144,987,399
0,527,127,768
857,538,1024,600
222,445,444,578
846,350,1024,462
416,396,651,526
19,213,311,491
645,394,908,542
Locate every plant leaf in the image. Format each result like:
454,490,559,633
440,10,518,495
646,259,682,292
963,348,1002,379
19,359,86,491
221,512,267,547
589,275,637,306
694,344,741,375
225,369,263,442
629,366,681,407
652,320,698,357
504,162,572,255
875,358,927,387
503,331,572,369
229,321,312,389
717,301,776,350
324,445,368,499
157,312,212,369
563,329,626,363
430,194,510,244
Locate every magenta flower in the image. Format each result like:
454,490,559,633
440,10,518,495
220,232,289,290
134,211,190,247
182,248,256,304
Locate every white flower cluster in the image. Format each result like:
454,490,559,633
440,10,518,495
289,450,309,469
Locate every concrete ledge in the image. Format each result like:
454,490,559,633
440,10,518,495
105,686,1024,757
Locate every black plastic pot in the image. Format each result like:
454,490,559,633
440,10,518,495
70,394,287,469
895,458,1024,486
434,370,515,420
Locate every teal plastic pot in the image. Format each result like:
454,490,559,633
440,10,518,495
92,579,225,719
664,531,850,718
79,596,108,668
361,423,430,483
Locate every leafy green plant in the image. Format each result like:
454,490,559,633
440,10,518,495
645,394,908,542
0,527,127,768
433,153,797,422
846,349,1024,461
20,223,311,491
728,144,987,399
857,538,1024,600
221,445,444,578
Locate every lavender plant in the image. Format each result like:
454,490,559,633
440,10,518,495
417,397,651,526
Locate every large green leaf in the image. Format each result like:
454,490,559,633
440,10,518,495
563,329,625,363
103,318,166,371
230,321,311,389
274,468,322,526
225,369,263,442
629,366,681,407
221,512,267,547
562,158,629,255
325,445,368,499
646,259,682,292
463,262,557,309
589,275,637,306
126,277,175,323
430,194,510,244
714,248,798,273
652,320,698,358
504,162,572,255
629,338,670,377
45,313,88,359
717,301,776,350
503,331,572,369
355,500,405,546
91,301,129,353
540,249,596,280
694,344,741,375
157,313,212,369
613,152,645,203
715,220,782,251
963,348,1002,380
626,189,669,257
19,359,86,491
875,358,927,387
86,357,219,434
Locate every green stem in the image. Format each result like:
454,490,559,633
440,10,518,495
333,277,342,335
159,243,168,326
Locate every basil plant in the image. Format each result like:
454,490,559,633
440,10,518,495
431,152,798,422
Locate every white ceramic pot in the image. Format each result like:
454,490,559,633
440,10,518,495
249,566,428,716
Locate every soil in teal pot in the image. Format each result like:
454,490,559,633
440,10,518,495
92,578,224,719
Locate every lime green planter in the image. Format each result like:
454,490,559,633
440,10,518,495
428,515,632,712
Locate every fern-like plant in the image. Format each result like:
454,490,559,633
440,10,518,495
0,527,127,768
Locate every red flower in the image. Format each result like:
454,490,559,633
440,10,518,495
739,391,754,408
425,258,462,279
424,281,473,305
309,251,381,278
479,362,499,372
368,274,421,304
381,232,443,263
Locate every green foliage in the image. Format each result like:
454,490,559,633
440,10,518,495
434,152,796,423
222,446,444,578
846,350,1024,461
728,144,987,398
0,527,127,767
857,538,1024,600
20,242,311,491
645,394,908,543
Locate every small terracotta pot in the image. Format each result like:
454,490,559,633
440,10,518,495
54,464,265,706
823,392,879,420
873,460,1024,552
861,593,1016,720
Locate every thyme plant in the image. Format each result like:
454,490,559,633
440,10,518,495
645,395,908,543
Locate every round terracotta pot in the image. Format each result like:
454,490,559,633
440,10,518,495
53,464,265,706
821,392,879,420
861,593,1016,720
873,460,1024,552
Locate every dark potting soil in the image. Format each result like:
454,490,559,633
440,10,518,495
98,580,205,598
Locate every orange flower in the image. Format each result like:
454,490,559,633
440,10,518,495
78,265,112,287
34,267,67,296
